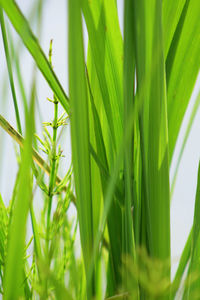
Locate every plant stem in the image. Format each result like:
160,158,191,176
46,95,58,254
46,39,59,259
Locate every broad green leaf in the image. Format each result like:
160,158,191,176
68,0,94,298
0,0,69,114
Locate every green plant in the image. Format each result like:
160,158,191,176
0,0,200,299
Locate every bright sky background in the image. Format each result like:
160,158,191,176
0,0,200,279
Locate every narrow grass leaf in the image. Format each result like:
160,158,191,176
82,0,123,152
166,0,200,162
86,93,136,300
86,65,106,255
163,0,187,58
123,0,138,296
171,90,200,197
0,6,22,134
85,4,124,293
68,0,94,298
133,0,170,271
3,101,34,299
123,0,136,256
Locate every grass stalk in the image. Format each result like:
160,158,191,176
46,40,59,258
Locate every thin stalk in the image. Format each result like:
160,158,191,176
46,95,58,251
45,96,58,299
0,113,75,197
0,7,22,134
46,39,59,266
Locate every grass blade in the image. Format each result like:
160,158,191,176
163,0,187,58
123,0,138,296
123,0,135,257
68,1,94,298
166,0,200,162
0,6,22,134
3,99,34,300
171,90,200,197
86,92,136,300
84,1,124,294
82,0,123,152
133,0,170,282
